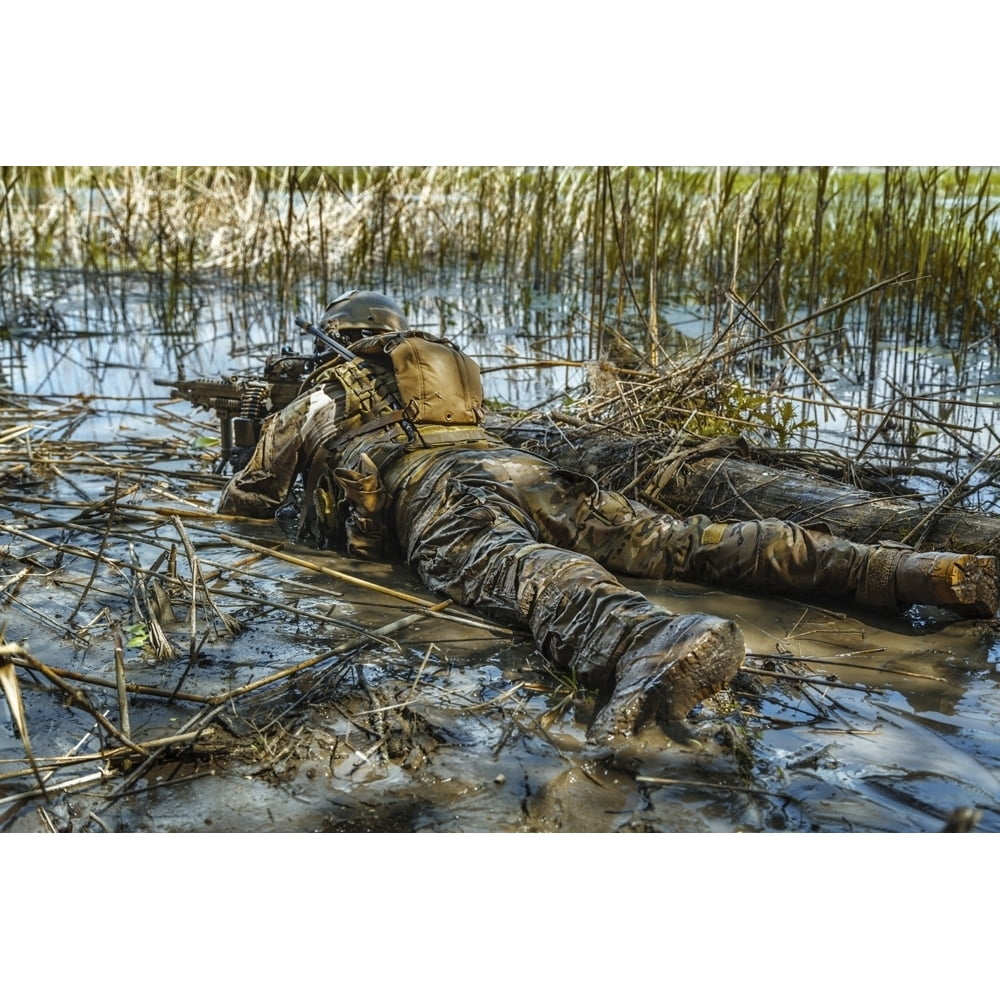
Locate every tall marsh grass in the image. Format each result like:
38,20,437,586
3,165,1000,359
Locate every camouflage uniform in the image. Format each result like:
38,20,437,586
219,302,998,739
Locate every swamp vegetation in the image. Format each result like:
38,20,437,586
3,165,1000,833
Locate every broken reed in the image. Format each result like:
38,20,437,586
3,165,1000,356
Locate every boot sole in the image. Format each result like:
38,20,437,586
587,615,745,742
939,555,999,618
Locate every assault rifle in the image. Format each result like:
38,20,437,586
155,363,301,474
156,317,358,474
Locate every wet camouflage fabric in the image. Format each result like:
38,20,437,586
219,384,346,519
390,447,882,687
219,377,893,691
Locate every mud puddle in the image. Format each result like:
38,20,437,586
3,400,1000,833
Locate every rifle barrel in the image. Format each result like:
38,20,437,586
294,316,356,363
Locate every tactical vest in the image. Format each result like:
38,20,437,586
299,331,494,555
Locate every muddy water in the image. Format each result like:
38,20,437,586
3,461,999,833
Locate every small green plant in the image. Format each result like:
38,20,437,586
188,434,221,467
125,623,149,649
760,396,819,448
687,380,818,447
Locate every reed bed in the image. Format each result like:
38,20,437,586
3,166,1000,355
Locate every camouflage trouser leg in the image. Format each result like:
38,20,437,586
391,449,708,690
510,459,879,603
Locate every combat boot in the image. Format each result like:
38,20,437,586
894,551,999,617
587,614,745,742
859,545,999,618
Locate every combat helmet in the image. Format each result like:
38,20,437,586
320,290,407,342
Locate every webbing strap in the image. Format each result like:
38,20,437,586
856,545,906,609
329,409,410,451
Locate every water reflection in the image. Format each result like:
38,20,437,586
4,271,1000,831
6,264,1000,466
